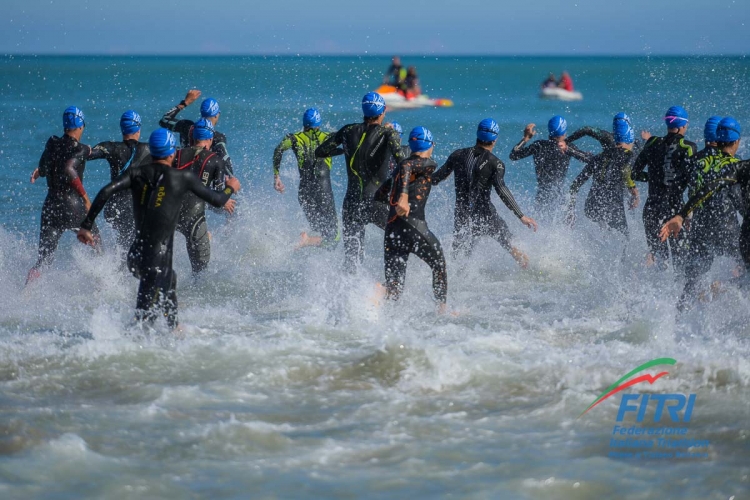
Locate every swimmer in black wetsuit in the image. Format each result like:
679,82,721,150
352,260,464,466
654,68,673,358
159,89,234,176
632,106,697,268
384,127,447,309
661,117,743,310
174,118,235,274
432,119,538,266
27,106,98,284
77,128,240,330
315,92,407,273
273,108,342,250
509,115,589,218
87,110,150,248
565,113,641,237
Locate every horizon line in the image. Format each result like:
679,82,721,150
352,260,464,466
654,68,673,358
3,52,748,58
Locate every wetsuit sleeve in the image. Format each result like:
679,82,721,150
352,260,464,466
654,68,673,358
212,132,233,177
387,129,407,163
677,169,741,219
63,157,88,198
159,104,193,138
431,152,456,185
569,161,595,196
566,144,594,163
187,172,234,208
80,170,134,230
397,160,413,195
272,135,294,175
509,140,537,161
315,127,345,158
631,138,657,183
567,127,614,149
88,142,110,161
493,161,525,219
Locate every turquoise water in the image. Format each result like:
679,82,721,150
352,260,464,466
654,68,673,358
0,56,749,499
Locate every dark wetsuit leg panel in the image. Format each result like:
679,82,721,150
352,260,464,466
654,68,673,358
177,215,210,274
384,217,447,303
643,196,685,264
35,195,99,269
452,203,471,257
299,178,339,250
128,237,179,329
472,212,513,251
342,193,367,273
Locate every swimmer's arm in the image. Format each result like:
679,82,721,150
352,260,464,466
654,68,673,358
492,163,525,220
315,127,344,158
188,172,240,208
431,154,456,185
63,157,91,207
87,143,110,161
509,139,537,161
272,136,294,175
212,136,233,177
36,141,53,179
678,176,737,219
80,171,134,230
569,161,595,196
387,129,406,162
566,143,594,163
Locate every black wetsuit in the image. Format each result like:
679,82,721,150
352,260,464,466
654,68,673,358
678,151,743,309
32,135,99,271
316,122,406,272
159,104,234,176
384,155,447,303
632,132,697,266
567,127,638,237
80,161,234,328
88,139,151,248
509,137,588,217
173,146,229,274
432,146,526,255
273,129,342,249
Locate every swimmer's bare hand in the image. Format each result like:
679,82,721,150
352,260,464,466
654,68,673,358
274,175,285,194
640,130,652,141
396,193,410,217
225,176,241,192
30,168,40,184
521,215,538,232
628,187,640,210
76,228,95,246
223,199,236,215
184,89,201,106
659,215,684,242
523,124,536,140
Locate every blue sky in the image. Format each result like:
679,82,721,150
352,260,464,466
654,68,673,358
2,0,749,55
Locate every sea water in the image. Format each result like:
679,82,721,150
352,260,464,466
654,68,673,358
0,55,748,499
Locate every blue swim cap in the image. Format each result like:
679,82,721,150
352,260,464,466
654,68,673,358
362,92,386,117
120,110,142,135
548,115,567,138
149,128,176,158
613,112,634,144
63,106,85,130
704,116,722,142
192,118,215,141
664,106,689,129
303,108,322,128
477,118,500,142
390,122,403,137
200,98,220,118
408,126,433,153
716,117,741,143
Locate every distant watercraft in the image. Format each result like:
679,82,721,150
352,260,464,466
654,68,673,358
540,87,583,102
375,85,454,110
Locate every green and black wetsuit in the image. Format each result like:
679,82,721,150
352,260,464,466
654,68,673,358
509,137,589,217
433,146,526,255
273,128,342,249
316,122,406,272
632,132,697,266
384,155,447,304
567,127,637,237
32,135,99,272
160,104,234,176
173,146,230,274
678,151,743,309
80,161,234,328
88,139,151,248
